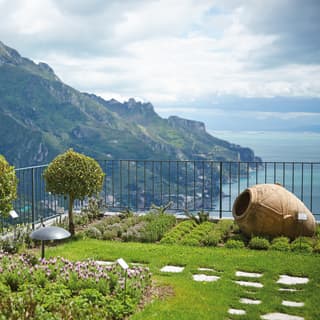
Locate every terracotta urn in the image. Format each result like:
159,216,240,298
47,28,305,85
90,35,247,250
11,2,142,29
232,183,316,239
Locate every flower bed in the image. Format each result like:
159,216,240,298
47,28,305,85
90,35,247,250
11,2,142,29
0,251,151,319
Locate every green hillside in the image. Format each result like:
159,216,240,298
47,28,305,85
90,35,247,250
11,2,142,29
0,41,260,167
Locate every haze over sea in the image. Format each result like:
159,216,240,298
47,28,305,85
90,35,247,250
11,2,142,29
211,131,320,163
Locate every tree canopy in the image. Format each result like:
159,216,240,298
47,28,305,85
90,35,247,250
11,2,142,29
0,155,18,217
43,149,104,235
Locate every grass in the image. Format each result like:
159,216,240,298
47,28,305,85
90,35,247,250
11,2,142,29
45,239,320,320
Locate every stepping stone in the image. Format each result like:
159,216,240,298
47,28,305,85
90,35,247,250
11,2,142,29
240,297,261,305
198,267,215,272
228,308,246,315
277,275,309,285
235,280,263,288
261,312,304,320
160,265,184,273
282,300,305,307
236,271,263,278
279,288,299,292
192,274,220,282
95,260,114,265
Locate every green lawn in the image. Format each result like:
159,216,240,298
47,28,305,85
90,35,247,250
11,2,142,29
47,239,320,320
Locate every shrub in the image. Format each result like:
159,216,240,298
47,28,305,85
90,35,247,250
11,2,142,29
122,223,146,242
225,239,245,249
315,224,320,239
216,219,235,238
81,198,103,222
85,227,102,239
202,231,221,247
159,236,176,244
313,240,320,253
0,155,18,217
160,220,196,244
102,229,117,240
181,237,200,246
141,213,176,242
291,237,313,253
0,238,19,254
229,232,248,243
270,237,291,252
183,222,214,246
186,210,210,224
248,237,270,250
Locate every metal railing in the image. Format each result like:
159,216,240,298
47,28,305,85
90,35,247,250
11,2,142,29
2,160,319,229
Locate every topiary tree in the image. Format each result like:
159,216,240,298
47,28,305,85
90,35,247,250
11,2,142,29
0,155,18,217
43,149,105,235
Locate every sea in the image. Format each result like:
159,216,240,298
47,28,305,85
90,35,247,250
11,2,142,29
209,131,320,220
210,130,320,162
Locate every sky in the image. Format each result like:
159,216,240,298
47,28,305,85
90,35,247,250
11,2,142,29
0,0,320,131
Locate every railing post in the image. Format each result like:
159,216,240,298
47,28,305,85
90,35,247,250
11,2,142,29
219,162,223,219
31,167,35,230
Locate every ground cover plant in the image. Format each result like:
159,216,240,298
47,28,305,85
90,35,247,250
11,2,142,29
0,251,151,319
83,211,176,243
46,239,320,320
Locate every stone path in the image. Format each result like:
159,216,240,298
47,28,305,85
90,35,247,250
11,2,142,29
98,261,310,319
231,271,308,319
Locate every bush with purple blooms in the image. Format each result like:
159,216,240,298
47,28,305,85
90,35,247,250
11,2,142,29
0,251,151,319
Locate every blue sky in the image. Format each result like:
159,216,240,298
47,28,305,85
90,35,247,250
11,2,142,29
0,0,319,131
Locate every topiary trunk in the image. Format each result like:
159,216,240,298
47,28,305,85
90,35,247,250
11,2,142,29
68,195,75,236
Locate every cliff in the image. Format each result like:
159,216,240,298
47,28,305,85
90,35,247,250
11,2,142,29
0,41,260,167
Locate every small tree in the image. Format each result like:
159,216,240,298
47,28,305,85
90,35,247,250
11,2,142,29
43,149,104,235
0,155,18,217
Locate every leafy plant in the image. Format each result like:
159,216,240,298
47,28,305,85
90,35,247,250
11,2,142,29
150,201,173,214
119,208,134,219
202,230,221,246
313,240,320,253
201,220,234,247
316,224,320,239
141,212,176,242
0,238,19,254
291,237,313,253
248,236,270,250
0,155,18,217
270,236,291,252
43,149,105,235
85,226,102,239
185,210,210,224
81,197,103,222
225,239,245,249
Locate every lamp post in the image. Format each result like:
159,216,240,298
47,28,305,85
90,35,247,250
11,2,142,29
30,225,71,259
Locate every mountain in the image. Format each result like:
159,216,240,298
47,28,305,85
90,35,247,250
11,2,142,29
0,41,261,168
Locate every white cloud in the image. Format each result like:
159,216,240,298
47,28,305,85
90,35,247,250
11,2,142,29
0,0,319,112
